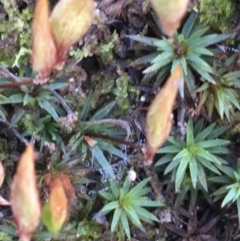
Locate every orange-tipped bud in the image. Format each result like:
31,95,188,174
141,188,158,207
10,145,41,241
50,0,94,69
144,65,183,165
150,0,190,39
31,0,57,83
42,178,68,233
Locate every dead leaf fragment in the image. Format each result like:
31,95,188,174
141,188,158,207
10,144,41,241
145,65,183,165
84,135,97,147
150,0,190,39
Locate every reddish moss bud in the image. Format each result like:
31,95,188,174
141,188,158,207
145,65,182,165
31,0,57,83
10,145,41,241
150,0,189,39
50,0,94,69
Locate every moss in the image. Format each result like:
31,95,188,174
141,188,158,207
98,30,119,63
113,73,140,116
0,4,33,68
200,0,235,33
91,72,115,108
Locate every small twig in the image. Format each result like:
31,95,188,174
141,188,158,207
0,65,30,93
46,86,132,140
0,118,29,145
143,165,165,203
86,133,142,149
44,86,73,115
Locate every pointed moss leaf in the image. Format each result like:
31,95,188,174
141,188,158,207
173,149,189,161
135,187,152,197
90,101,116,120
143,53,173,73
189,62,215,83
216,92,225,119
180,57,187,76
182,12,198,38
133,199,164,207
193,118,204,135
195,123,215,142
195,82,210,92
224,70,240,80
198,89,209,107
237,198,240,225
10,108,25,128
198,157,221,175
152,64,170,87
157,145,182,153
222,188,237,207
196,149,221,165
38,100,59,122
9,94,24,104
187,54,213,72
99,191,115,201
97,140,127,159
166,136,182,147
233,188,240,202
175,157,189,189
110,181,119,199
48,81,68,90
120,211,130,239
175,167,186,191
131,53,159,66
189,156,197,189
125,178,150,198
155,154,174,167
0,108,6,121
214,185,229,196
0,94,11,105
111,207,121,232
92,145,115,179
124,205,141,225
0,225,17,236
225,89,240,109
209,176,231,184
192,47,213,56
122,177,131,195
80,94,92,121
127,35,160,47
207,146,229,154
185,68,196,96
133,205,159,222
23,93,33,105
152,51,174,63
196,139,230,148
189,33,233,47
197,163,208,191
188,27,209,41
164,158,181,174
154,38,172,50
101,201,119,214
186,123,194,145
